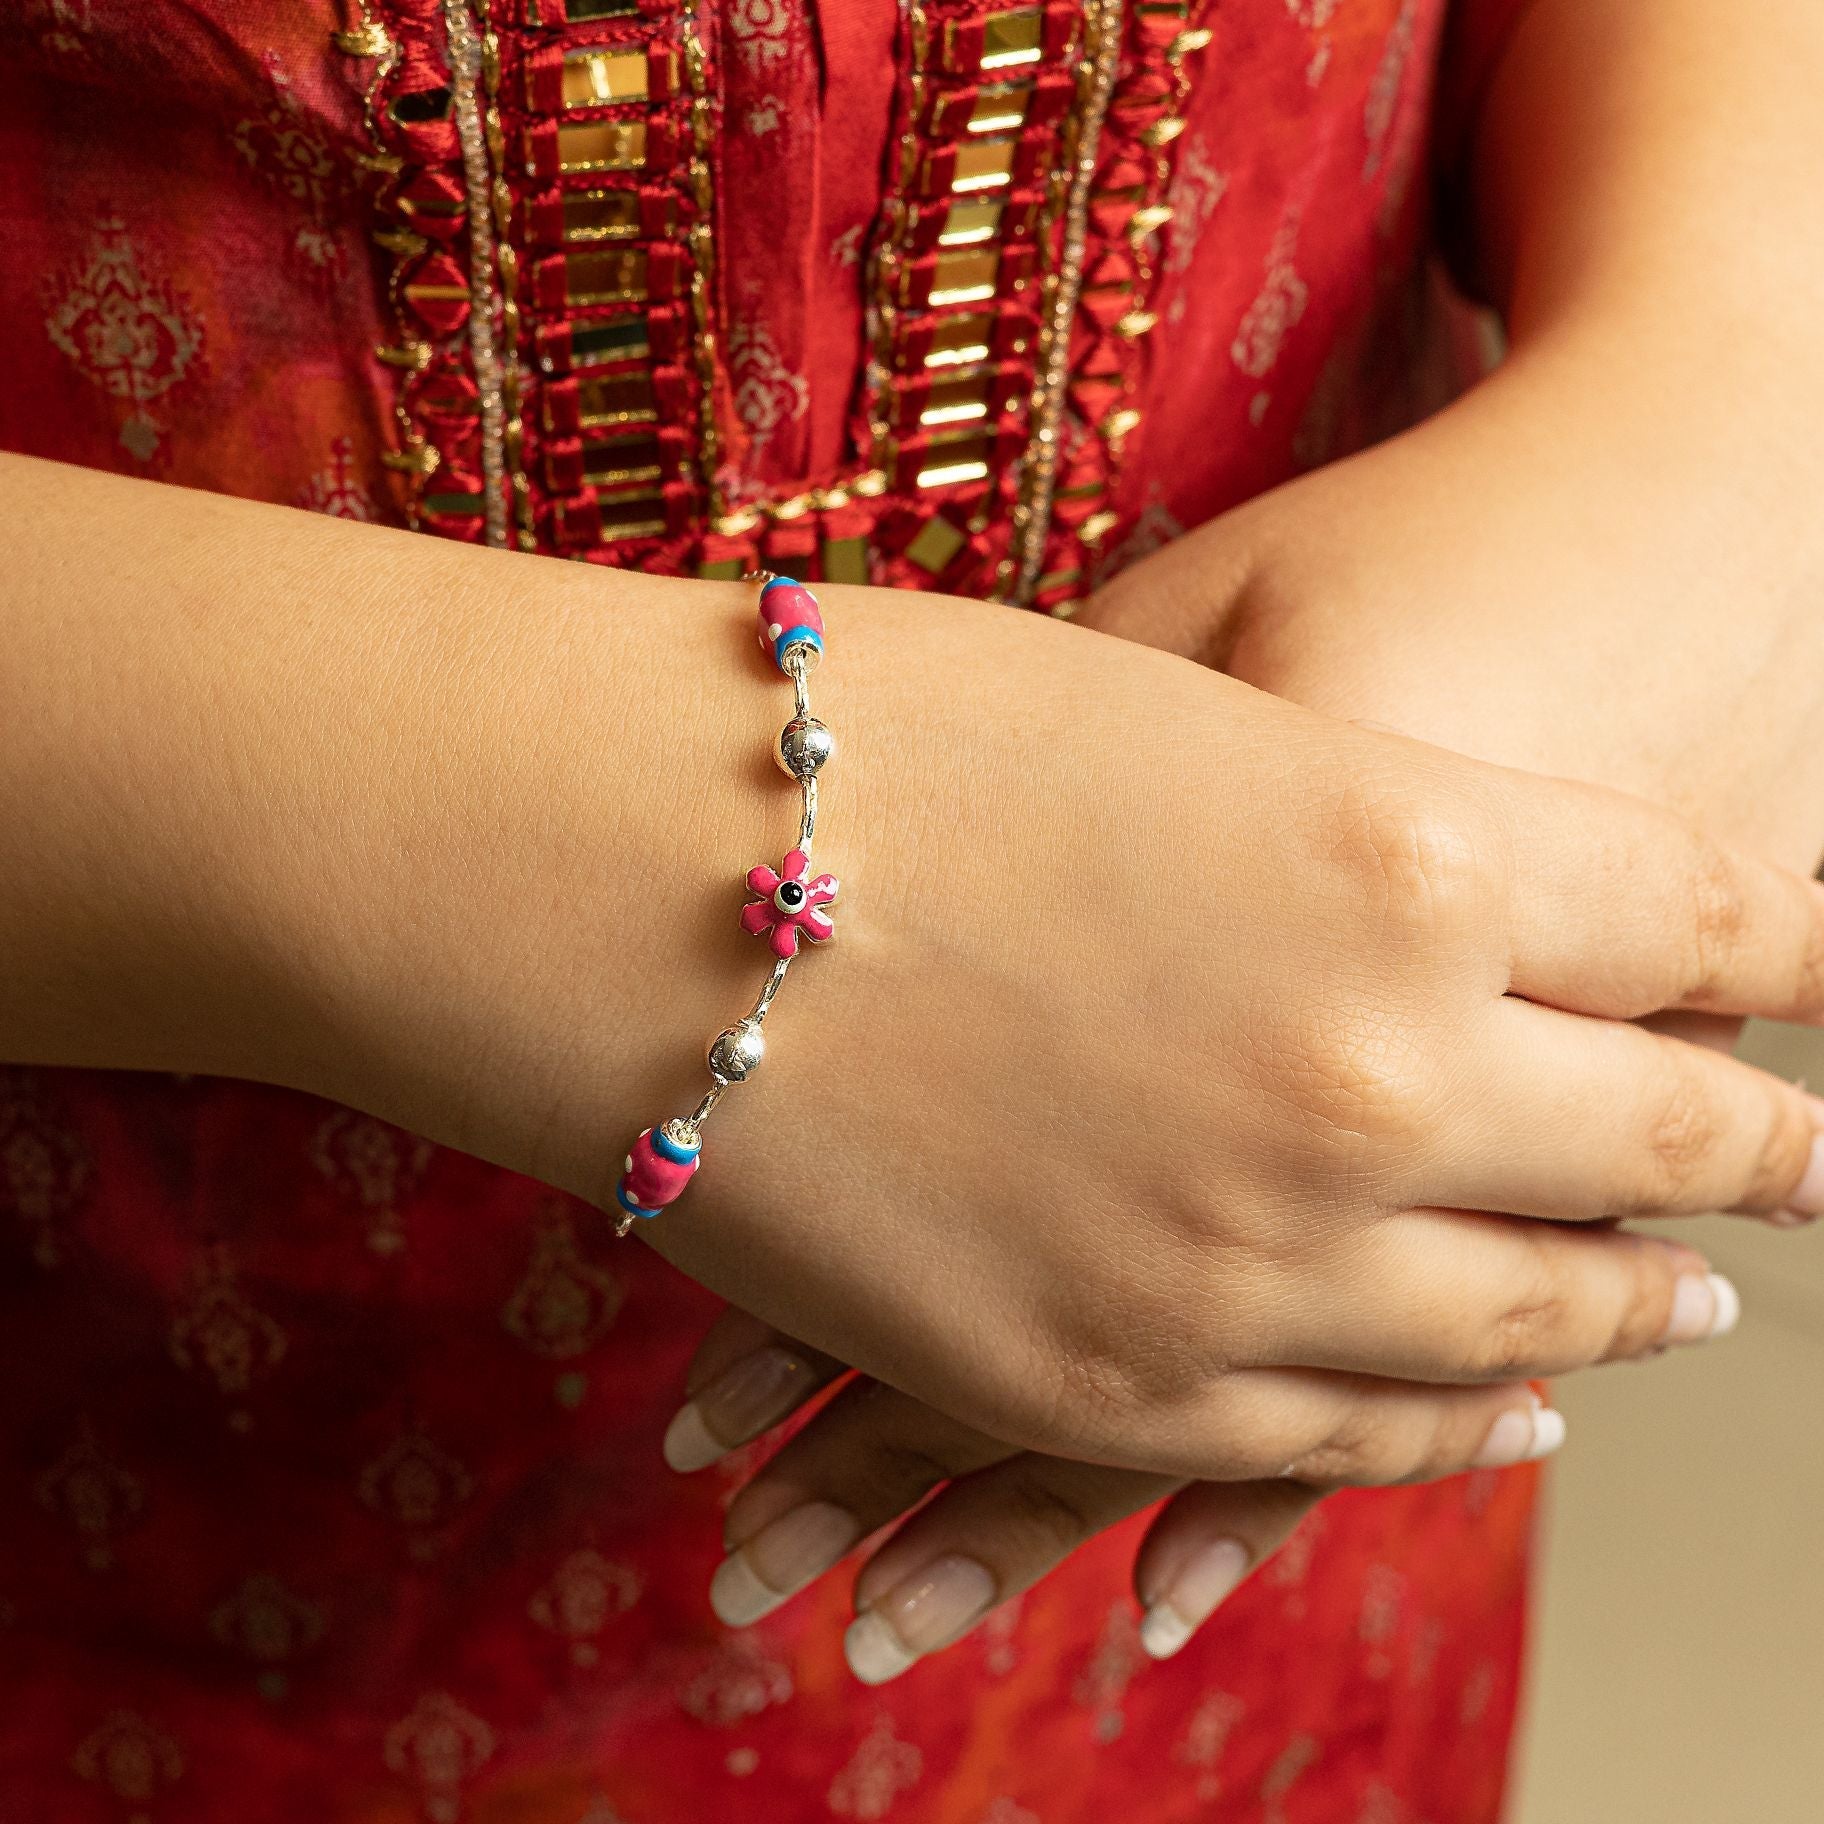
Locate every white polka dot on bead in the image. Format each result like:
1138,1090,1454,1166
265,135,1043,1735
769,622,783,639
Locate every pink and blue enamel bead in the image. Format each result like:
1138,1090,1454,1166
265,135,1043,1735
756,577,824,671
615,1123,702,1223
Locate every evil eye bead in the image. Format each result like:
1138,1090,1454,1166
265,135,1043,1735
756,580,825,673
773,878,808,914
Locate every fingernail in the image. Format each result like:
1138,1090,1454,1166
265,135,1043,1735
709,1502,862,1627
1138,1537,1250,1661
1784,1128,1824,1219
1660,1271,1741,1345
843,1555,997,1685
1707,1272,1741,1336
663,1346,819,1472
1472,1400,1566,1469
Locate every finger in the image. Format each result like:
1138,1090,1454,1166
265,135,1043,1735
1228,1208,1732,1383
1447,996,1824,1223
842,1457,1182,1683
709,1378,1014,1628
1206,1371,1561,1487
1630,1007,1822,1228
1133,1479,1324,1659
662,1308,847,1472
1496,771,1824,1024
841,1381,1555,1683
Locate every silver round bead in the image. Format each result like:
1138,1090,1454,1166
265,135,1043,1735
776,716,835,780
707,1022,766,1083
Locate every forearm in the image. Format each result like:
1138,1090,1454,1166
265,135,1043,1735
1094,2,1824,865
1268,0,1824,854
1466,0,1824,371
10,455,1237,1218
0,457,795,1132
1206,371,1824,865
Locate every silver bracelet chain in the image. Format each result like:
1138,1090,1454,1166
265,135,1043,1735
612,574,837,1235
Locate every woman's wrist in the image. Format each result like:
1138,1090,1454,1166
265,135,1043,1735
0,453,1162,1235
0,454,1142,1225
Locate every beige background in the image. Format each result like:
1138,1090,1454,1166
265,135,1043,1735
1513,1020,1824,1823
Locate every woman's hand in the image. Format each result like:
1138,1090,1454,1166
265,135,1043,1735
659,433,1824,1675
592,568,1822,1696
663,1309,1574,1683
628,584,1824,1486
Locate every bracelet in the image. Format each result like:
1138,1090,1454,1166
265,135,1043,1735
612,574,839,1236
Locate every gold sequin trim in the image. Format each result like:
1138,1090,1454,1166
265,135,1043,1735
443,0,510,548
681,2,725,525
710,468,888,538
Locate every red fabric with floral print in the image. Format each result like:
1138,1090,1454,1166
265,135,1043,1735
0,3,1540,1821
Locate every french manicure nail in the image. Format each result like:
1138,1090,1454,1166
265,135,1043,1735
1529,1406,1567,1456
709,1501,862,1627
842,1554,997,1685
1660,1271,1740,1346
844,1611,919,1685
1472,1401,1566,1469
1706,1272,1741,1336
1784,1129,1824,1220
1139,1536,1250,1660
663,1346,819,1472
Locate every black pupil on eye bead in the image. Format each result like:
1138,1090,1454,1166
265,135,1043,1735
777,881,805,909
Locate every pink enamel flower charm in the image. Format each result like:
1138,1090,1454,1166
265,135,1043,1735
741,849,838,958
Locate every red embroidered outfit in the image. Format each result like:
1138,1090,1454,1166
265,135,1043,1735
0,3,1537,1819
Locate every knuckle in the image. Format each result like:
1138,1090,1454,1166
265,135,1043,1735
1050,1342,1149,1441
1327,779,1492,936
1261,1003,1443,1175
1051,1283,1214,1413
1625,1056,1725,1211
1292,1406,1407,1489
1681,838,1751,1008
1028,1314,1213,1461
1606,1238,1680,1361
993,1473,1100,1552
1456,1226,1614,1378
1462,1287,1575,1381
1392,1409,1479,1486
